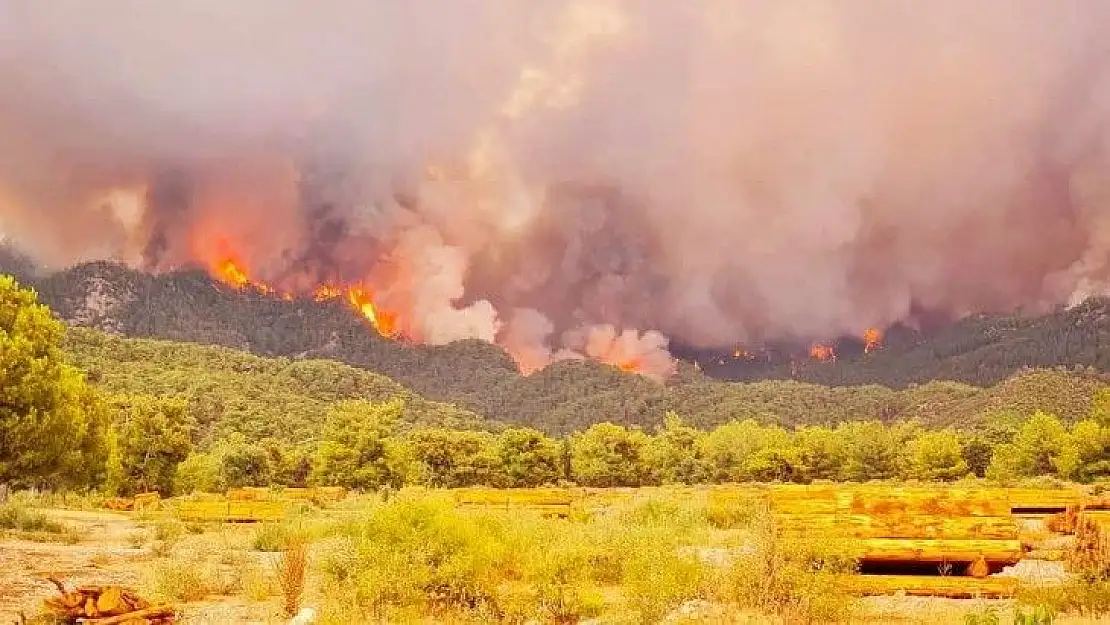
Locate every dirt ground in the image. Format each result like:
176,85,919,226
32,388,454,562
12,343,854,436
0,509,281,625
0,509,1104,624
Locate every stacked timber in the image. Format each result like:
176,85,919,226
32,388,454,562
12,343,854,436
768,485,1025,582
40,579,174,623
173,498,287,522
101,492,161,513
312,486,348,502
226,486,273,501
101,498,133,512
1005,488,1083,512
454,488,574,517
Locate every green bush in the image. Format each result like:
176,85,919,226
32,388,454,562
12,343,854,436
0,503,64,533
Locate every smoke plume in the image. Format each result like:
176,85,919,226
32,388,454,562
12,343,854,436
4,0,1110,380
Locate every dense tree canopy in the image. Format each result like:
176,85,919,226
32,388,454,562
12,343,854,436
0,276,109,488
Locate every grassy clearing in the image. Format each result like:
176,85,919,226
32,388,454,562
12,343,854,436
97,484,1110,623
295,489,858,623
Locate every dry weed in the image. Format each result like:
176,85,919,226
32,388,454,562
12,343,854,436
273,539,308,617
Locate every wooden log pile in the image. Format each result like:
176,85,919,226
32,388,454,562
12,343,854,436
173,499,288,523
101,498,133,512
454,488,575,517
766,485,1034,581
40,578,174,623
101,493,161,513
132,492,161,512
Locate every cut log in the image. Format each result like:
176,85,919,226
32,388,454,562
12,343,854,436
838,574,1018,598
775,514,1018,540
1079,510,1110,526
766,485,1044,517
856,539,1023,565
841,490,1010,518
1026,549,1067,561
312,486,348,502
965,556,990,578
1006,489,1082,512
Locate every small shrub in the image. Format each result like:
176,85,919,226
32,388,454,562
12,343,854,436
149,559,210,602
152,519,184,542
1013,604,1056,624
1070,516,1110,582
127,530,147,549
253,522,296,552
0,503,64,533
1018,581,1110,619
962,604,1000,625
706,496,757,529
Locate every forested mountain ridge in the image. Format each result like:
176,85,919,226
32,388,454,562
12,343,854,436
693,297,1110,388
8,259,1110,434
64,326,1108,437
64,327,492,445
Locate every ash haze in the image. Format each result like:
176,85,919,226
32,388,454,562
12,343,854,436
3,0,1110,379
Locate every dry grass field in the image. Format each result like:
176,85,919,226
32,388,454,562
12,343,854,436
3,483,1110,623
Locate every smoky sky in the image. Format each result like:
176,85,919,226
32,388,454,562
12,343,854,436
4,0,1110,356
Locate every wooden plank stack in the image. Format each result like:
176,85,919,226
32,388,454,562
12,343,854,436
40,578,174,623
454,487,574,517
767,485,1027,583
173,499,288,523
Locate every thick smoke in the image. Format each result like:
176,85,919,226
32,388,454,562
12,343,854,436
5,1,1110,380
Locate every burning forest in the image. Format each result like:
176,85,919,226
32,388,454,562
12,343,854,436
5,1,1110,381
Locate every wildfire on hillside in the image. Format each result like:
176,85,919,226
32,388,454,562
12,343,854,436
732,348,755,360
809,342,836,362
211,255,399,339
863,327,883,353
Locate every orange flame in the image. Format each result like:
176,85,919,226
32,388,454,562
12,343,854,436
314,284,343,301
616,358,643,373
809,343,836,362
217,258,250,289
732,348,755,360
208,247,400,339
863,327,883,353
346,287,399,338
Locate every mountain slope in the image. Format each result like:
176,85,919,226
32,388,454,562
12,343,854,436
64,327,492,445
8,261,1110,435
689,298,1110,388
